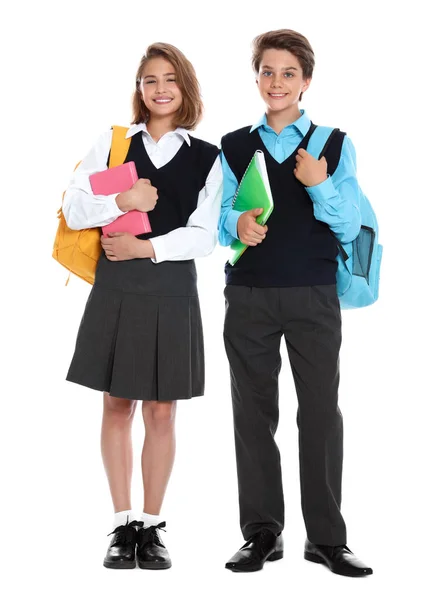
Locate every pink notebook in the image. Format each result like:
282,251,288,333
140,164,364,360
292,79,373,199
101,210,152,238
90,161,138,195
89,162,152,237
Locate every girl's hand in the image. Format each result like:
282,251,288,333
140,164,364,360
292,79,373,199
294,149,328,187
116,179,158,212
130,178,158,212
101,232,145,261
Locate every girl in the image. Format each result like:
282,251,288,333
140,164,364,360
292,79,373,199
63,42,222,570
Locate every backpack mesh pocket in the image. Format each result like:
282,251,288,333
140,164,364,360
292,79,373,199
353,226,375,283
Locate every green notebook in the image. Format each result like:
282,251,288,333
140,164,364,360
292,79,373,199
229,150,274,266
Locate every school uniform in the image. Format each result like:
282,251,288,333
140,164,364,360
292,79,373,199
64,124,222,401
219,110,361,547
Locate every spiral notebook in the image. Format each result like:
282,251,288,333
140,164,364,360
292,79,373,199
229,150,274,265
89,161,152,237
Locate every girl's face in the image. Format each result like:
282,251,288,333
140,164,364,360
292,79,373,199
139,57,183,119
256,49,311,113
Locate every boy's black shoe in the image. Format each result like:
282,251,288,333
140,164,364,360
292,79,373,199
136,522,171,569
103,519,143,569
225,529,283,572
304,540,373,577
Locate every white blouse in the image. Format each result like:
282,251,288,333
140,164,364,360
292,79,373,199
62,123,223,263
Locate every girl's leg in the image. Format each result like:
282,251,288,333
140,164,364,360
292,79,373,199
141,400,177,514
101,392,137,512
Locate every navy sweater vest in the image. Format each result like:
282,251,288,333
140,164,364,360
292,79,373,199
221,124,345,287
110,131,219,241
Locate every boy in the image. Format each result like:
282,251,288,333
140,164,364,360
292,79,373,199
219,29,372,577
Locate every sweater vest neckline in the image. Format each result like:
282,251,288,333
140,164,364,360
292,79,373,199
134,131,189,173
249,123,315,168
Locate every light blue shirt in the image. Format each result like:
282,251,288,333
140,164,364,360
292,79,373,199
218,109,361,246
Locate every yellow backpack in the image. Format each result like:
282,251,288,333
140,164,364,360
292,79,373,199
53,125,131,285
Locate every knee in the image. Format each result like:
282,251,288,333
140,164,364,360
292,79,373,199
142,401,176,435
104,393,136,421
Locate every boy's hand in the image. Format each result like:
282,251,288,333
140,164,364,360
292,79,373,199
101,232,145,261
294,149,328,187
237,208,268,246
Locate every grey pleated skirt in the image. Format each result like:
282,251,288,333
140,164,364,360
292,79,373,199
66,253,204,401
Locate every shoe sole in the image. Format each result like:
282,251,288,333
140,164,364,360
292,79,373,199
103,560,136,569
137,560,172,570
304,552,373,577
226,550,284,572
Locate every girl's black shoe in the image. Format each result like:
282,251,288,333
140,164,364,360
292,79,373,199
136,522,171,569
103,519,143,569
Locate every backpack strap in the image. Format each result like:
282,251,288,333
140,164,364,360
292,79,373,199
306,125,340,160
306,126,349,262
109,125,131,168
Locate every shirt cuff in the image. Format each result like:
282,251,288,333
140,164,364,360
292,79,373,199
148,236,166,264
109,194,128,217
225,209,244,240
306,176,337,206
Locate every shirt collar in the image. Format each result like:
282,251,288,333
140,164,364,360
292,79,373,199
249,109,311,137
126,123,191,145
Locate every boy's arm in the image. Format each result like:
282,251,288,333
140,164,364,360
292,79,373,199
305,136,362,244
218,151,245,246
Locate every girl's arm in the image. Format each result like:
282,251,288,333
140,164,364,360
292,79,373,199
62,130,127,230
146,156,223,263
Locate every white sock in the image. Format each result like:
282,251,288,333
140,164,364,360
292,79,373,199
113,510,134,529
141,512,163,528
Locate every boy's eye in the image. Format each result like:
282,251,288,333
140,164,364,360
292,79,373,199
262,71,272,77
284,72,294,78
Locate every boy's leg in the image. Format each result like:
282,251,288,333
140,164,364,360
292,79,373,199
223,285,284,539
282,284,346,546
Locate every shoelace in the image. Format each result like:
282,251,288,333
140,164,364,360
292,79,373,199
321,544,352,559
108,519,144,546
242,528,276,549
137,521,167,549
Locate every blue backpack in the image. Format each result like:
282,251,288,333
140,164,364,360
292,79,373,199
307,126,383,310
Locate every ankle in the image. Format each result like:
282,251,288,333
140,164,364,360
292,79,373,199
141,512,163,528
112,509,134,529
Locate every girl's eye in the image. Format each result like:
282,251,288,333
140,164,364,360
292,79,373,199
167,79,176,83
144,80,155,85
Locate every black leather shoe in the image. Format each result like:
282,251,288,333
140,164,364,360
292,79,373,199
136,522,171,569
103,519,143,569
304,540,373,577
225,529,283,572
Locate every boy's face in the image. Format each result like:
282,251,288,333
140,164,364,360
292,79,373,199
256,49,311,113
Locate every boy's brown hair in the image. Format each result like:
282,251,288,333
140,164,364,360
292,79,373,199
132,42,203,130
252,29,315,101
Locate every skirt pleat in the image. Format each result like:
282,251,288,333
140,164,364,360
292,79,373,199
66,255,204,401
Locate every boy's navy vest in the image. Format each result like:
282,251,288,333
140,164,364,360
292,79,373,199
221,125,345,287
109,132,219,241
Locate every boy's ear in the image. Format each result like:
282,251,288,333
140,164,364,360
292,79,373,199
302,77,312,93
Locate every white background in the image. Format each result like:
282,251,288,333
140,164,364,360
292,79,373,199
2,0,439,598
